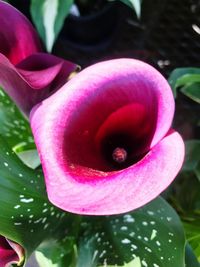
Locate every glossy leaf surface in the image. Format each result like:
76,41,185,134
31,0,73,52
77,197,185,267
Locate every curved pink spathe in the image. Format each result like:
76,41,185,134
0,53,77,115
31,59,185,215
0,235,24,267
0,1,41,65
0,1,77,115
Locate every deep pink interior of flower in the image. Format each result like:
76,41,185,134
16,54,60,71
0,32,11,59
63,80,158,173
0,2,41,65
0,236,12,250
0,236,18,265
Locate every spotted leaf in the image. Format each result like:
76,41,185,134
0,135,71,265
0,87,35,150
77,197,186,267
0,87,40,168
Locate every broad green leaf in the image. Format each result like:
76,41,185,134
181,83,200,104
175,140,200,214
0,135,71,265
180,140,200,194
176,74,200,88
167,171,200,260
35,239,77,267
185,243,200,267
0,88,78,266
77,197,185,267
169,173,200,218
184,221,200,262
0,87,39,168
31,0,73,52
0,88,35,150
168,67,200,97
99,257,142,267
117,0,142,18
15,149,41,169
195,162,200,182
36,251,59,267
35,215,81,267
182,140,200,172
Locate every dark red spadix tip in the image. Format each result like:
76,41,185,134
112,147,128,164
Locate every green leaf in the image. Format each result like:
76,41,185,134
176,74,200,88
185,243,200,267
0,88,79,265
169,172,200,218
181,83,200,104
0,87,39,169
35,239,77,267
30,0,73,52
170,141,200,218
195,162,200,182
180,140,200,184
0,135,71,265
15,149,41,169
184,221,200,262
167,171,200,260
117,0,142,18
35,214,81,267
0,88,35,150
99,258,142,267
36,251,59,267
77,197,186,267
168,68,200,97
182,140,200,173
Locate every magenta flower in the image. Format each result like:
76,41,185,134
0,1,77,115
31,59,185,215
0,235,24,267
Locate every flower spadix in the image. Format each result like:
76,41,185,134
31,59,185,215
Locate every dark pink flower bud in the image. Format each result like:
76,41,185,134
0,1,77,115
0,1,41,65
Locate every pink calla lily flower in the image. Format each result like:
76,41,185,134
31,59,185,215
0,1,77,115
0,235,24,267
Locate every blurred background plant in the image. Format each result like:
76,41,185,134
167,68,200,262
5,0,142,52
